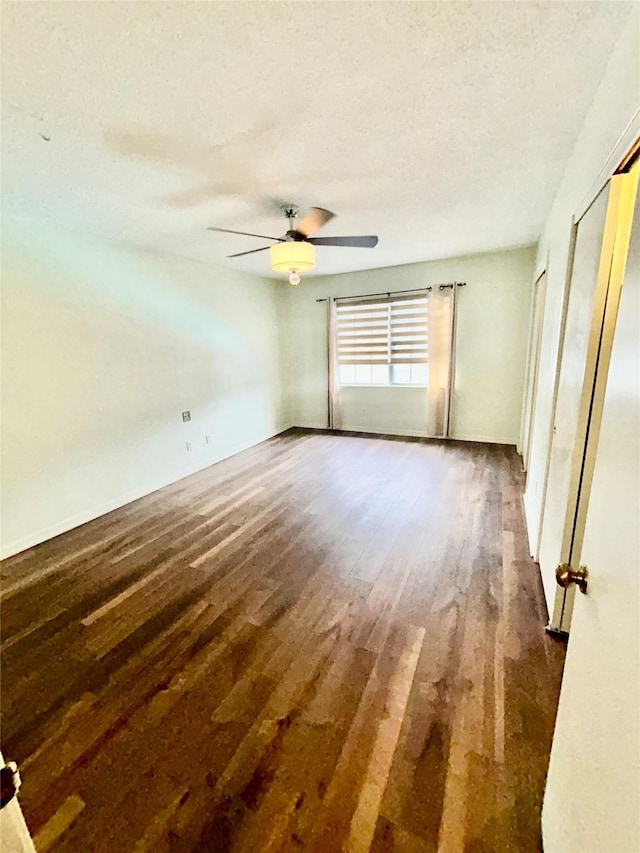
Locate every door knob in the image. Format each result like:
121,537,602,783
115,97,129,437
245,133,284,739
556,563,588,594
0,761,21,809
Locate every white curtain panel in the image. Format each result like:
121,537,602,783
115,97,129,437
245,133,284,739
425,286,453,438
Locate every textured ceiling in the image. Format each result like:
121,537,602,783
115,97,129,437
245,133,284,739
1,1,634,279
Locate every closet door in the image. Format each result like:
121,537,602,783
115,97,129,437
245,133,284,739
543,160,639,852
537,176,619,628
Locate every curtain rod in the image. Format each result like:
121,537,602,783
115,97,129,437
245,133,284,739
315,282,466,303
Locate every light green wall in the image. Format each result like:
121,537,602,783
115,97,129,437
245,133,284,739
1,217,290,556
283,246,536,444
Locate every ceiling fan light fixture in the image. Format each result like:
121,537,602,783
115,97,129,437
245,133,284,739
270,240,315,275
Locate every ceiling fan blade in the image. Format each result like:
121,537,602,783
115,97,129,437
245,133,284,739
227,245,273,258
208,227,283,241
308,235,379,248
296,207,335,238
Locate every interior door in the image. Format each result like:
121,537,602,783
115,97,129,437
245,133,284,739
537,175,625,629
542,161,639,852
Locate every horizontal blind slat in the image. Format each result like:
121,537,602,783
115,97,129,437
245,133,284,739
390,333,429,341
337,309,389,318
337,358,390,365
339,346,389,353
337,325,388,332
390,315,428,322
337,330,388,337
391,345,429,352
337,320,389,328
390,310,428,316
390,318,428,327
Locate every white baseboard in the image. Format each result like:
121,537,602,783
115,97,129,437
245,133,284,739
0,423,294,560
1,479,185,560
449,432,517,446
292,422,516,445
339,425,431,438
291,422,430,438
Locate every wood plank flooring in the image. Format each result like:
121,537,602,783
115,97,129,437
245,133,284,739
1,429,565,852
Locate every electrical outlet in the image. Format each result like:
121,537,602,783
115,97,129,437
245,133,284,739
186,441,191,452
205,435,211,445
182,411,191,422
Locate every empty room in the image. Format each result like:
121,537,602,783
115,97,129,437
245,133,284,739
1,2,638,852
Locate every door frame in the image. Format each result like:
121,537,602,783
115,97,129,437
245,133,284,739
520,269,548,473
549,156,639,633
529,225,577,563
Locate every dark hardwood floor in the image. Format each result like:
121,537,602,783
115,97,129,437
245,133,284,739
1,429,565,852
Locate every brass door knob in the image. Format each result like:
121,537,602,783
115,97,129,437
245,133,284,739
556,563,588,594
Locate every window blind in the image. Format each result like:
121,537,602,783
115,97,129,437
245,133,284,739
335,293,429,365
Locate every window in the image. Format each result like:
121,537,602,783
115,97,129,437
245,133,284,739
335,294,429,386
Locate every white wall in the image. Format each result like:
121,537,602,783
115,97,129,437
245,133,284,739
284,246,535,444
0,216,290,558
524,13,640,570
336,385,429,437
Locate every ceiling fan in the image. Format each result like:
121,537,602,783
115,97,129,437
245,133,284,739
208,204,378,285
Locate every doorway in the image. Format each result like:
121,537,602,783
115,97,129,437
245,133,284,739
521,270,547,474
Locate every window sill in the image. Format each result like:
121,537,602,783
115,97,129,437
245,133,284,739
338,384,429,389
